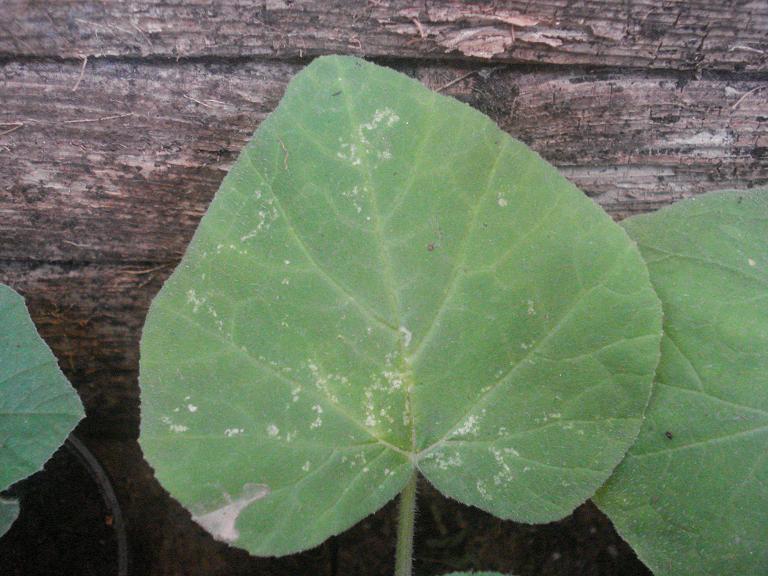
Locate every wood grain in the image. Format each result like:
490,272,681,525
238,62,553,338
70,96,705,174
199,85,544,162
2,60,766,267
1,1,767,71
2,58,766,438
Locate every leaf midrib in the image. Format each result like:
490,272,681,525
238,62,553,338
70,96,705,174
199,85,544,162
332,59,417,455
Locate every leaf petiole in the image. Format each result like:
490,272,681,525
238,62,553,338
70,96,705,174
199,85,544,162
394,471,418,576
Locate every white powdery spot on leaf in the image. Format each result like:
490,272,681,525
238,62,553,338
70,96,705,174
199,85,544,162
337,141,362,166
187,404,198,413
192,484,270,543
346,451,368,469
423,449,463,471
266,424,280,437
376,350,409,396
224,428,245,437
476,479,492,501
398,326,412,348
338,108,400,166
452,409,485,438
161,415,189,433
361,108,400,132
186,289,205,313
240,198,280,241
379,406,395,424
490,446,516,486
364,388,377,427
748,258,756,267
310,404,324,429
341,185,365,215
307,360,342,403
382,370,404,391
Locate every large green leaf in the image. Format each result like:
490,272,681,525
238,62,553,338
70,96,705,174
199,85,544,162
595,189,768,575
139,55,661,556
0,284,84,536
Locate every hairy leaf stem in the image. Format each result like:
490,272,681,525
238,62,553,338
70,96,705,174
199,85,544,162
394,471,418,576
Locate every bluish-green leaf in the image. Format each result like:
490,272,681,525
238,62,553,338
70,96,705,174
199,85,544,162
0,284,84,536
595,189,768,576
140,55,662,556
0,499,19,536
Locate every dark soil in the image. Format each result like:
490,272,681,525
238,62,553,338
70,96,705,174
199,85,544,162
2,438,651,576
0,439,122,576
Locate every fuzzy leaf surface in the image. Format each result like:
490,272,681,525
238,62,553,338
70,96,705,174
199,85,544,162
140,56,661,556
596,189,768,576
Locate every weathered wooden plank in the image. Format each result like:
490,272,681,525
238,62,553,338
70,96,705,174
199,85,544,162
0,59,294,263
2,59,767,266
1,1,767,72
2,58,766,441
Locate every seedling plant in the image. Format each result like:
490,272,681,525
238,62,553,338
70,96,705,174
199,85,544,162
25,55,760,576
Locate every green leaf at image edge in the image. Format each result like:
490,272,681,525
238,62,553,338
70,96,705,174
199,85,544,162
595,189,768,576
139,55,662,556
0,284,84,537
0,498,19,537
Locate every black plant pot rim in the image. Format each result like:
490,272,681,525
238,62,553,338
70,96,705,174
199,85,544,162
65,434,129,576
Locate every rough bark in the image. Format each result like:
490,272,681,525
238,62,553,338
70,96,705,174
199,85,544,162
2,58,766,438
1,1,767,72
2,59,766,267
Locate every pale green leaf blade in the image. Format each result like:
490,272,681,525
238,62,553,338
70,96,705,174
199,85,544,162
0,284,84,534
412,158,661,522
595,189,768,576
140,55,661,556
0,498,19,537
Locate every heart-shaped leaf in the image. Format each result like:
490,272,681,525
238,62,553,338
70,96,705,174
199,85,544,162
595,189,768,575
0,284,84,537
139,55,662,556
